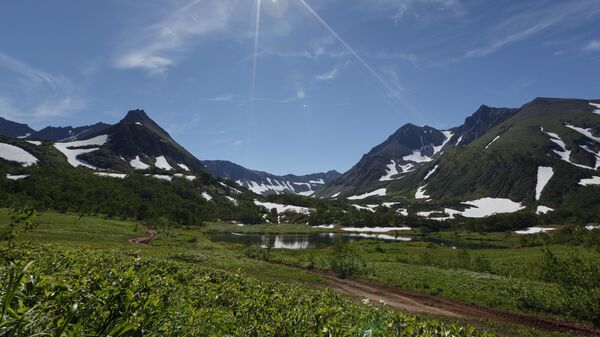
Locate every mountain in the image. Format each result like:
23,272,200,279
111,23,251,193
203,160,341,196
318,97,600,216
28,123,112,141
317,124,454,198
0,117,35,138
66,109,207,173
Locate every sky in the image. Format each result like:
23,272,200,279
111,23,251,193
1,0,599,175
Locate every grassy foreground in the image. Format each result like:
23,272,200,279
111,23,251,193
0,210,494,337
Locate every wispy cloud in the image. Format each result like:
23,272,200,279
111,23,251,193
355,0,464,22
584,39,600,51
464,0,600,59
315,61,350,81
201,94,234,102
0,53,85,123
115,0,238,74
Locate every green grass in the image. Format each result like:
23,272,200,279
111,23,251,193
1,210,597,336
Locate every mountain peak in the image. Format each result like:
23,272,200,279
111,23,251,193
121,109,152,124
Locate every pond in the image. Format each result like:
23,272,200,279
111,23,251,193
205,232,503,250
205,232,411,250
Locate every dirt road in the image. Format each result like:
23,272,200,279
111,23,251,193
128,226,158,246
315,270,600,336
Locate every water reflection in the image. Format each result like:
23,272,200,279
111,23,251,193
205,232,412,250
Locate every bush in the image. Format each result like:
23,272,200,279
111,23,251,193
329,241,365,279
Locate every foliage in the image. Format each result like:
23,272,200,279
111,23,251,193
0,208,37,249
540,248,600,326
0,246,493,336
329,241,366,279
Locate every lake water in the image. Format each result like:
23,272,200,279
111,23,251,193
205,232,411,250
205,232,502,250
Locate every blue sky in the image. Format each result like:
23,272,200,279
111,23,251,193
1,0,599,175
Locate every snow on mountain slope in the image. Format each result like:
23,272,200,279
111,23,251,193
253,200,313,214
347,188,387,200
130,156,150,170
0,143,38,167
535,167,554,201
53,135,109,169
155,156,173,170
590,102,600,114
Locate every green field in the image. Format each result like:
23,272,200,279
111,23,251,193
1,209,598,336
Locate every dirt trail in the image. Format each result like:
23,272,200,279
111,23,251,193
128,226,158,246
314,270,600,336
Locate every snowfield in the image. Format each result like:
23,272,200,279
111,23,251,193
579,176,600,186
542,128,594,170
130,155,150,170
239,178,316,195
379,160,400,181
253,200,313,214
419,198,525,220
147,174,172,182
536,206,554,214
535,167,554,200
155,156,173,170
423,165,439,180
0,143,38,167
54,135,108,169
95,172,126,179
460,198,525,218
485,136,500,149
515,227,557,235
565,123,600,143
590,102,600,115
6,174,29,180
347,188,387,200
348,233,411,241
415,185,429,199
403,149,433,163
178,163,190,171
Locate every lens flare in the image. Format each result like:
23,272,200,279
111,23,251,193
297,0,416,115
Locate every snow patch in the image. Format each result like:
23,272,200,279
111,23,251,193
380,160,401,181
579,176,600,186
485,136,500,149
347,188,387,200
515,227,557,235
155,156,173,170
455,135,463,146
254,200,313,214
459,198,525,218
309,179,325,184
0,143,38,167
130,156,150,170
177,163,190,171
202,192,213,201
54,135,108,169
589,102,600,114
433,131,453,155
6,174,29,180
315,224,334,229
415,185,429,199
542,128,594,170
331,192,340,198
95,172,126,179
348,233,412,241
423,165,439,180
26,140,41,146
225,196,238,205
535,167,554,201
565,123,600,143
174,173,196,181
147,174,172,182
536,206,554,214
